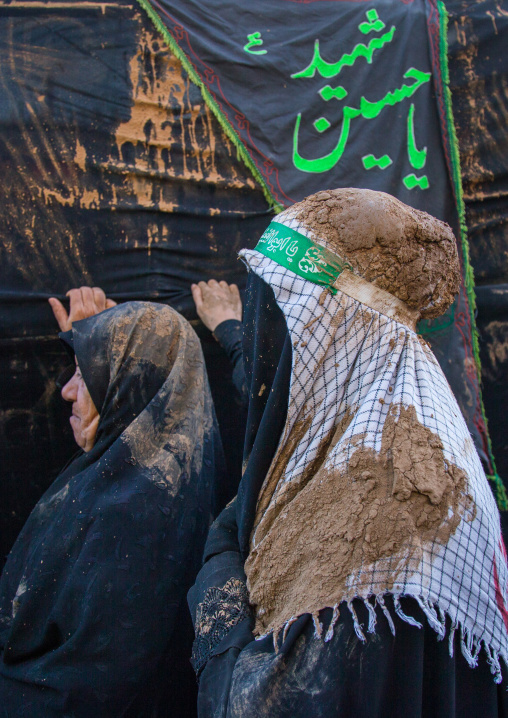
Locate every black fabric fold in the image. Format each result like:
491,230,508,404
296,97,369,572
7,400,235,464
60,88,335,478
188,272,292,694
225,597,508,718
236,273,292,558
212,320,247,406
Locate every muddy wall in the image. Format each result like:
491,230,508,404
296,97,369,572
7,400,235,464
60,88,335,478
447,0,508,490
0,0,271,561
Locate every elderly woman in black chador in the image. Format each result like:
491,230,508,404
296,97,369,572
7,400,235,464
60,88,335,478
0,301,223,717
188,189,508,717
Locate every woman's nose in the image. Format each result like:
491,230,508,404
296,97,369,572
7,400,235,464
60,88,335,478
61,373,78,402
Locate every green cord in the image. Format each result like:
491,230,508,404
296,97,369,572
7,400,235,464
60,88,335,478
135,0,283,213
437,0,507,509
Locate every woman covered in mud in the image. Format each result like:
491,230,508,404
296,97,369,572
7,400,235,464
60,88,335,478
188,188,508,717
0,301,223,717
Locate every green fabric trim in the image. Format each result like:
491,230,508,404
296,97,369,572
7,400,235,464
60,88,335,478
134,0,283,213
255,222,351,291
437,0,507,510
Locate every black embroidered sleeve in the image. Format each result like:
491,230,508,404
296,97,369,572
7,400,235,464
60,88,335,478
190,578,250,674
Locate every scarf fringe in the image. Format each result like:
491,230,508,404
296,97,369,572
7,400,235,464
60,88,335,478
348,600,366,642
365,598,377,634
449,621,458,657
312,612,323,639
394,595,423,630
415,596,446,639
265,593,506,683
376,594,396,636
324,604,340,642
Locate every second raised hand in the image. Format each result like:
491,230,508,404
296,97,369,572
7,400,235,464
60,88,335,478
191,280,242,333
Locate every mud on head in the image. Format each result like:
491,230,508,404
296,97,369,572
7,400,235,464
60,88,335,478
278,188,460,319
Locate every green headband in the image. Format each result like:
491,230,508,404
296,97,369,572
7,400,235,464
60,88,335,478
254,221,353,294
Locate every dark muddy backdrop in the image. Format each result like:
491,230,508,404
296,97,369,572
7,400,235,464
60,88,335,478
0,0,507,563
446,0,508,528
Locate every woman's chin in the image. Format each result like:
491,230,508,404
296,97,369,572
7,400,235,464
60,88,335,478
69,421,85,450
70,416,98,451
74,435,86,450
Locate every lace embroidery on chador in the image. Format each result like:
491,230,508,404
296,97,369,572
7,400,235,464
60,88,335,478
191,579,250,674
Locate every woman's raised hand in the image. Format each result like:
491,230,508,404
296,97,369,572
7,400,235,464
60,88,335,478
49,287,117,332
191,279,242,332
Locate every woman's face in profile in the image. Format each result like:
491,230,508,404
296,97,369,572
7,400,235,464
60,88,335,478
61,362,99,452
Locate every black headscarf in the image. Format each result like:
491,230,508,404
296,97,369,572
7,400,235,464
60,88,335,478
201,272,291,562
0,301,224,717
187,273,292,692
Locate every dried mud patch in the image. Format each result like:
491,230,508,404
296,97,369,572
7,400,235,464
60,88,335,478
246,404,473,635
278,188,460,319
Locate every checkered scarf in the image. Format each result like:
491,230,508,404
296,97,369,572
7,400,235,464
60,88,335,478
239,231,508,682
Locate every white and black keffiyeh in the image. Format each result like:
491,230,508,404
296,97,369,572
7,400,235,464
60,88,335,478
240,218,508,682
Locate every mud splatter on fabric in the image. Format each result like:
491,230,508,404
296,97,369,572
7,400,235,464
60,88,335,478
246,405,471,635
279,187,460,319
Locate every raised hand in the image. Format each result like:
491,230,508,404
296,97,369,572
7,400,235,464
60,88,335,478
191,280,242,332
49,286,117,332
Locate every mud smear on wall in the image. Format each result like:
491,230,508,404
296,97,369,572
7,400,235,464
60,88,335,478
71,24,261,220
448,0,508,283
0,6,265,293
0,14,92,288
107,29,259,215
481,320,508,382
446,0,508,497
